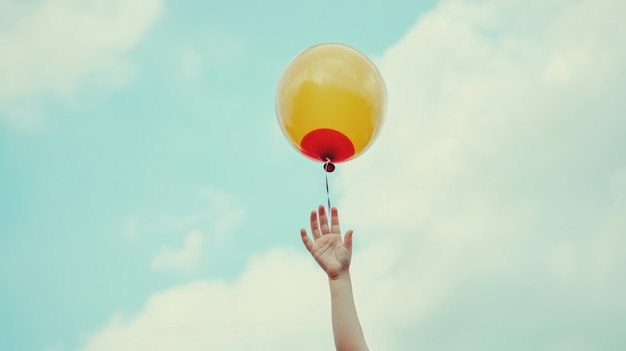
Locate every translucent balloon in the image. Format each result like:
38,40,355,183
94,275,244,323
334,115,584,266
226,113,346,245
276,43,386,164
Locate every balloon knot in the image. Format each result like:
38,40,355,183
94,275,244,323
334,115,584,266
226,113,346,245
323,159,335,173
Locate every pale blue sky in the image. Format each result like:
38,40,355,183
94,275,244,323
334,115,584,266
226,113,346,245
1,0,625,350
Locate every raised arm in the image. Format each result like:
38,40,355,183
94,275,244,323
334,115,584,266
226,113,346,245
300,205,369,351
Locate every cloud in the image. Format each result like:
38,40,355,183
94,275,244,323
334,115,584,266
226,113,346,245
173,30,246,79
124,186,245,246
0,0,163,128
126,186,246,274
338,0,626,348
83,249,332,351
80,0,626,350
151,231,206,274
199,186,246,244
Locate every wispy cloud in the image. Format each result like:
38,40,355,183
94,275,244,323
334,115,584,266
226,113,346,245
151,231,206,274
126,186,246,275
0,0,163,129
198,185,246,245
124,186,245,245
172,30,246,80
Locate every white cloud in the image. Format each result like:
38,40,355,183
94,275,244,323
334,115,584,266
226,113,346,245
128,186,246,274
213,208,245,244
124,186,245,246
172,30,246,79
81,0,626,350
83,249,333,351
0,0,163,128
151,231,206,274
339,0,626,348
197,186,247,243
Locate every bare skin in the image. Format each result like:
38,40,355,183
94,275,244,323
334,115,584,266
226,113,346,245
301,205,369,351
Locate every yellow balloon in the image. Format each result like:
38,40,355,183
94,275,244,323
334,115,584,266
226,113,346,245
276,43,386,164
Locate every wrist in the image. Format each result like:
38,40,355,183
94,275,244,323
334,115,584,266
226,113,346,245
328,272,353,298
328,271,351,281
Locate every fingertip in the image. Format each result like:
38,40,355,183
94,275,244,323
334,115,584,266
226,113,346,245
345,230,354,241
344,230,354,250
300,228,314,250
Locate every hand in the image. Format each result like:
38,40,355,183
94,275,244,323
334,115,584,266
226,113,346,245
300,205,354,280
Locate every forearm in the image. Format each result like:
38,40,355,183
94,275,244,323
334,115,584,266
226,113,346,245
329,273,369,351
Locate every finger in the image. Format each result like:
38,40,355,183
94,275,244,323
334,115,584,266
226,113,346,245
310,210,321,240
318,204,330,235
343,230,354,252
300,229,315,252
330,207,341,234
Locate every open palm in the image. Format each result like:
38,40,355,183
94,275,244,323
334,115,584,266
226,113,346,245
301,205,354,279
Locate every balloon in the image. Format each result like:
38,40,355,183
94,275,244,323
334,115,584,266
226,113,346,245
276,43,386,166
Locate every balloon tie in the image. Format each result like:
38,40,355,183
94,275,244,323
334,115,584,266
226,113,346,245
324,158,333,211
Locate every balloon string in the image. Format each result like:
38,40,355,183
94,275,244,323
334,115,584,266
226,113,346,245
325,159,332,211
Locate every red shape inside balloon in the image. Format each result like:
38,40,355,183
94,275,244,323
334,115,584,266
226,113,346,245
300,128,355,163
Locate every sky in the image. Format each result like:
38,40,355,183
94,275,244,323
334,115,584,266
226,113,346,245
0,0,625,350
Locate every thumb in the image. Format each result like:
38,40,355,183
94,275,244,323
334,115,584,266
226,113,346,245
343,230,354,252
